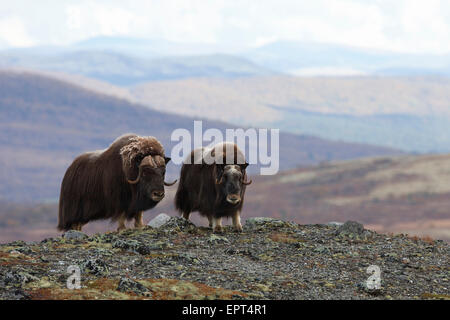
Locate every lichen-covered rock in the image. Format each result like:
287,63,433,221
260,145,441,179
326,221,344,227
337,220,364,236
4,271,39,287
147,213,172,228
63,230,89,241
79,258,109,276
160,217,196,233
207,234,230,244
117,277,148,296
244,217,292,230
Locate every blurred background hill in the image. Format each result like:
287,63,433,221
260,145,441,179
1,1,450,243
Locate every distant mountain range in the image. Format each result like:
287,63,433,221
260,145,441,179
130,76,450,153
243,40,450,76
6,67,449,153
2,36,450,84
2,36,450,153
0,50,274,85
0,71,400,202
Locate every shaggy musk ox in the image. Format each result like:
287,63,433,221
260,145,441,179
57,134,176,232
175,142,252,233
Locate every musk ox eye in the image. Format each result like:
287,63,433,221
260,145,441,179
135,154,144,163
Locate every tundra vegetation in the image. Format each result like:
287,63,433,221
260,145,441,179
0,217,448,300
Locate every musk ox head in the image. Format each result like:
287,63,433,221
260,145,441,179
120,136,176,202
215,163,252,205
209,142,252,205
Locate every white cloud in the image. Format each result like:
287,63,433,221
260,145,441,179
0,0,450,54
0,16,35,47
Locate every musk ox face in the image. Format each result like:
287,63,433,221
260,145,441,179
127,155,176,202
216,163,251,205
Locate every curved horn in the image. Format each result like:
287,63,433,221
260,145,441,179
164,179,177,186
127,165,143,184
242,178,252,185
215,176,224,185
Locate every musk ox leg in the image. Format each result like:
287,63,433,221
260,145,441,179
207,216,213,228
212,217,223,233
181,212,191,220
232,211,243,233
117,214,127,232
134,211,144,229
71,222,84,231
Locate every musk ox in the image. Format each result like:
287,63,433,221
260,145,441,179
174,142,252,233
57,133,176,232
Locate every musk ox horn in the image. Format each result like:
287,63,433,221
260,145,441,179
127,165,143,184
242,178,252,185
164,179,177,186
215,176,224,185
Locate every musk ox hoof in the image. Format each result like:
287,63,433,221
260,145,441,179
117,226,127,232
213,226,224,234
234,225,243,233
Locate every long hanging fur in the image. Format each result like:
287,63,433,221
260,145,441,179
57,133,166,231
174,142,249,221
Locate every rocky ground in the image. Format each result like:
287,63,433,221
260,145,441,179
0,216,448,300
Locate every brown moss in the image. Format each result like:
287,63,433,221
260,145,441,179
421,293,450,300
269,232,298,244
408,234,435,245
139,278,247,300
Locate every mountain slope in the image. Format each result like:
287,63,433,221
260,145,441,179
0,50,274,85
0,71,401,203
244,154,450,242
242,40,450,76
131,76,450,152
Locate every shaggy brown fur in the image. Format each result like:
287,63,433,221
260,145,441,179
58,133,173,232
174,142,252,233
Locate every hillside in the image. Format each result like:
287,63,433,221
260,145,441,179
0,70,401,203
6,37,450,77
242,40,450,76
243,154,450,242
0,50,274,85
0,217,448,300
131,76,450,152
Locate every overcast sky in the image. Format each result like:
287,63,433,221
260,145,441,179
0,0,449,54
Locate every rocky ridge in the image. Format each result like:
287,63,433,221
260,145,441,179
0,216,448,300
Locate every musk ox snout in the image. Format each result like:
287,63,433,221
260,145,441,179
226,194,241,204
151,190,165,202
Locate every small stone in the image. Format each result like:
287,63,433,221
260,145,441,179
208,234,230,244
255,284,271,292
5,271,39,287
337,221,364,236
326,221,344,227
244,217,288,230
112,239,152,255
80,258,109,275
117,277,148,296
147,213,172,228
159,216,196,232
63,230,88,240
